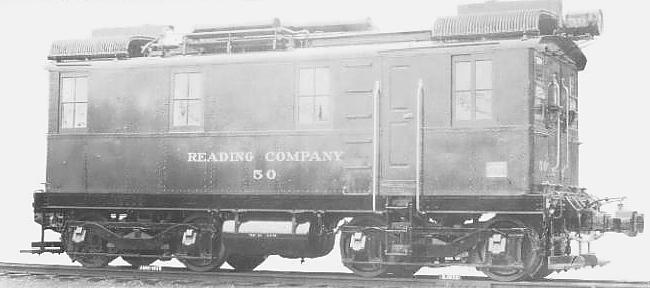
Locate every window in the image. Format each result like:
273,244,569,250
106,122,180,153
297,67,330,125
533,53,546,122
60,75,88,129
172,72,202,127
453,57,493,122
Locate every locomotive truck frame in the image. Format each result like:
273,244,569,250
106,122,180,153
25,0,644,282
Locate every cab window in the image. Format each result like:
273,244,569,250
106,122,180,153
172,72,203,128
297,67,330,126
452,56,493,123
60,75,88,129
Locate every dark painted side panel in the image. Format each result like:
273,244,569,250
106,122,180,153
423,128,530,196
49,132,370,196
493,49,530,125
205,63,295,131
45,45,540,211
89,68,170,133
46,137,86,193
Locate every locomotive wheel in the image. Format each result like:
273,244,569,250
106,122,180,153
65,213,116,268
339,216,388,277
122,256,156,268
479,218,544,282
179,214,227,272
226,255,267,271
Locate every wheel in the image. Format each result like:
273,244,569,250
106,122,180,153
122,256,156,268
478,218,544,282
339,216,388,277
179,213,227,272
64,213,116,268
226,255,267,271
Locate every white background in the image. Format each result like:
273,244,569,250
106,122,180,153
0,0,647,282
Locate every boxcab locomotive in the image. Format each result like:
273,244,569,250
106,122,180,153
26,0,644,282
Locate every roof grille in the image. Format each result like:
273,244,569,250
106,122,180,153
433,10,559,40
48,36,155,61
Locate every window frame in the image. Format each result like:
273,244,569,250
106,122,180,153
59,73,89,132
170,69,204,132
451,54,495,126
295,65,333,129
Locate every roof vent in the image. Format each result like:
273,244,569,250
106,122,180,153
48,36,155,61
49,25,171,61
433,10,559,40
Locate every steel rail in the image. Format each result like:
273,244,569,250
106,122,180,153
0,262,647,288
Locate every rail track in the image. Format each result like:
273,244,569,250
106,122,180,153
0,262,647,288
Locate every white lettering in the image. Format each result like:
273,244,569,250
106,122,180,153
265,152,275,162
266,169,277,180
322,152,333,161
253,169,264,180
308,152,322,161
253,169,277,180
286,151,298,161
187,151,344,162
232,152,244,162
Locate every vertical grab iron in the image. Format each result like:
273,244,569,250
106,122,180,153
372,80,381,212
416,79,424,212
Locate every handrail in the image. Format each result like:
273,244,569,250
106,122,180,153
562,79,571,180
550,75,562,172
415,79,424,213
372,80,381,212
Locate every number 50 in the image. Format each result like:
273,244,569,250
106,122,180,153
253,169,277,180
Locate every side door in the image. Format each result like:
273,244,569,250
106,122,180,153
380,57,424,196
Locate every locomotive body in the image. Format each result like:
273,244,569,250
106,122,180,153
28,0,643,282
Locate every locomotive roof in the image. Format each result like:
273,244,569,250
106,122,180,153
48,35,585,71
48,7,598,71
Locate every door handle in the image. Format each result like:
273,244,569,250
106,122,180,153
402,112,414,120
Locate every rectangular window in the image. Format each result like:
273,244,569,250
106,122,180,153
172,72,202,127
60,75,88,129
297,67,330,125
453,57,493,122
